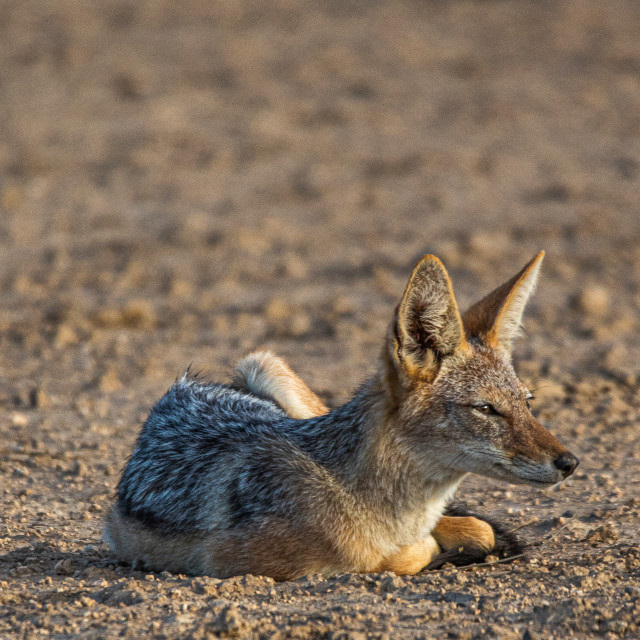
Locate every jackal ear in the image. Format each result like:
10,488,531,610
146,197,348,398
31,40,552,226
392,255,468,380
462,251,544,355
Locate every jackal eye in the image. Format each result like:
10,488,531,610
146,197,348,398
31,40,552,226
473,403,500,416
526,394,535,410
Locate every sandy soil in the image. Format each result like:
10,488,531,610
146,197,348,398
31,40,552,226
1,1,640,638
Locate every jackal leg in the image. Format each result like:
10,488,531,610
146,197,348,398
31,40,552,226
432,515,495,553
377,536,441,575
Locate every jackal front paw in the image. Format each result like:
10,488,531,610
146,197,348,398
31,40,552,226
432,515,495,553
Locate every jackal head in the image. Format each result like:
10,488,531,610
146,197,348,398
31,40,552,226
385,251,578,487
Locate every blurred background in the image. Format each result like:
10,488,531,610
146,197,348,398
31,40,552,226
1,4,640,637
1,0,639,408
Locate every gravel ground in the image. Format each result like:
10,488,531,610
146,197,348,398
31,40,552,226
1,1,639,638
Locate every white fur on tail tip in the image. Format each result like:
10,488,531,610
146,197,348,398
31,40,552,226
233,351,328,420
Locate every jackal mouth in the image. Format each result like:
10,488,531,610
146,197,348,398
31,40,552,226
515,476,559,488
489,460,566,487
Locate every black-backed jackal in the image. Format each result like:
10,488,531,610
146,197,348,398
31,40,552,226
105,251,578,579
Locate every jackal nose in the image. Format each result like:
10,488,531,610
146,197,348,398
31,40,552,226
554,452,579,478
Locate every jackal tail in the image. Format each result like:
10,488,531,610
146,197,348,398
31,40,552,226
233,351,329,419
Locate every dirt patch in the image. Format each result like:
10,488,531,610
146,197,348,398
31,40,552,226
1,1,639,638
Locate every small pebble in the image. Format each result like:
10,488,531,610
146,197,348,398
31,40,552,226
54,559,73,576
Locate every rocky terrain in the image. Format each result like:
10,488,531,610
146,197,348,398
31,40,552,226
1,1,639,638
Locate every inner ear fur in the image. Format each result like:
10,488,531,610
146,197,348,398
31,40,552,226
462,251,545,353
392,255,468,381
